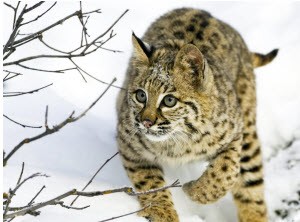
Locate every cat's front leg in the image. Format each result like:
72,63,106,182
120,151,179,222
183,137,242,204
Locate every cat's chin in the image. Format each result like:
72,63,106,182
144,133,170,142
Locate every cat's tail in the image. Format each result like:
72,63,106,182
251,49,279,68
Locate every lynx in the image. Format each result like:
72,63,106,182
117,8,277,222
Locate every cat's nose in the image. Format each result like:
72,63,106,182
143,118,153,128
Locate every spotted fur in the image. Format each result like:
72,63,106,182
117,8,277,222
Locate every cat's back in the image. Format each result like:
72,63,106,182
143,8,251,77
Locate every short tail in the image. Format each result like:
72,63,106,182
251,49,279,68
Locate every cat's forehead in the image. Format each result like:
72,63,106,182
145,63,175,92
149,63,171,82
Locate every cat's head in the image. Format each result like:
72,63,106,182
126,33,215,142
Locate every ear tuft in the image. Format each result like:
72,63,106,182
132,32,153,64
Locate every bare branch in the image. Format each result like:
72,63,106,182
21,2,56,26
3,169,49,218
27,185,46,206
3,78,116,166
17,63,76,73
4,1,20,30
3,4,27,54
4,180,180,219
8,10,80,49
7,33,41,50
23,2,44,13
55,201,89,210
82,9,129,54
98,204,151,222
70,58,126,90
3,83,53,97
70,152,119,206
4,2,15,10
3,115,43,128
3,9,128,67
38,36,69,54
3,48,16,60
79,2,89,47
3,70,23,82
10,6,101,49
16,162,25,186
44,105,49,130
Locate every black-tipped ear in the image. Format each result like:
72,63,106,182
132,32,153,59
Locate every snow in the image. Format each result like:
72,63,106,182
3,1,300,222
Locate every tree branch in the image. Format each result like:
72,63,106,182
3,4,27,54
4,180,180,219
17,63,76,73
98,204,151,222
3,83,53,97
3,168,49,218
23,2,44,13
70,152,119,206
27,185,46,206
3,114,42,129
3,78,116,166
3,70,23,82
21,2,56,26
69,58,125,90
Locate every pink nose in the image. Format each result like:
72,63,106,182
143,119,153,128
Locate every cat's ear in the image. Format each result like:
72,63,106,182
174,44,211,91
132,32,152,65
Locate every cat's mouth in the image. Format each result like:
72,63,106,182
140,128,171,142
144,131,170,142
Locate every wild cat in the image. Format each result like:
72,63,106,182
117,8,278,222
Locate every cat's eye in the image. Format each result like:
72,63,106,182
163,95,177,107
135,89,147,103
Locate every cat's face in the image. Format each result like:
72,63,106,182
126,34,214,142
128,70,199,142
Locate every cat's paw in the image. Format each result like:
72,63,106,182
183,180,226,204
138,205,179,222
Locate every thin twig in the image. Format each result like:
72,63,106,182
3,4,27,54
82,9,129,54
69,58,125,90
70,152,119,206
4,2,20,30
98,204,151,222
3,115,43,129
68,58,87,82
3,78,116,166
38,36,69,54
3,70,23,82
21,2,56,26
56,201,89,210
27,185,46,205
16,162,25,185
3,83,53,97
44,106,49,130
17,63,76,73
23,2,44,13
79,2,89,47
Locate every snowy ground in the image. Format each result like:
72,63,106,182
3,1,300,222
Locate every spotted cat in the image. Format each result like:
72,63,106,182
117,8,278,222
